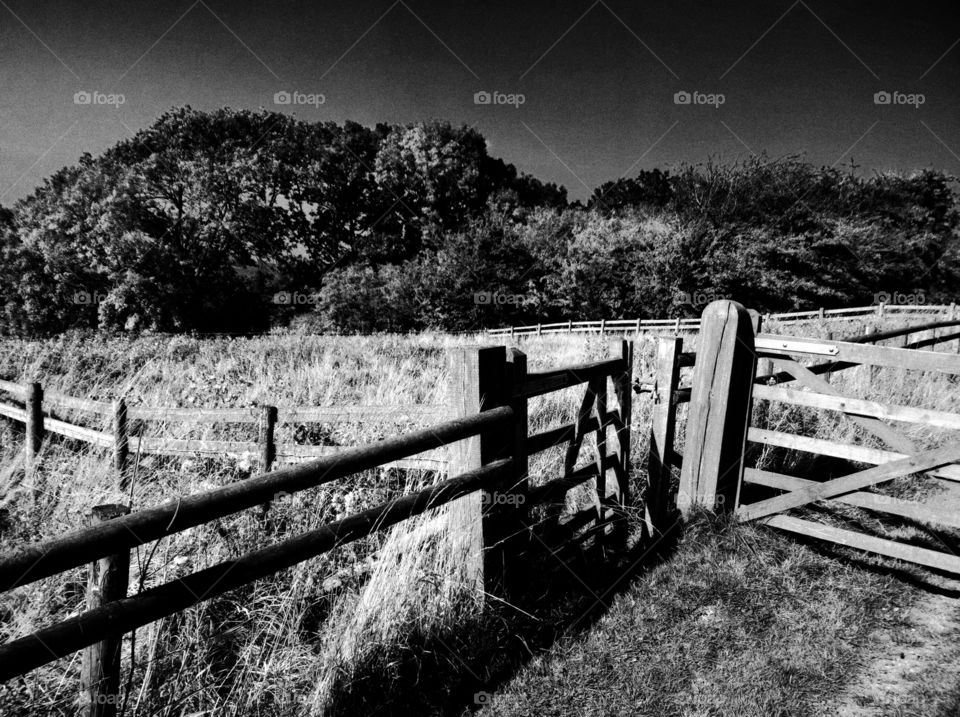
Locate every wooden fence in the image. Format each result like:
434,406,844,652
0,342,635,715
674,301,960,574
0,379,452,485
487,302,958,337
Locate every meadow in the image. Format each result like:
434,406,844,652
0,316,958,715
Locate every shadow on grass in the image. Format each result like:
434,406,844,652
321,507,685,716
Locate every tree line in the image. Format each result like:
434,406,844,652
0,107,956,335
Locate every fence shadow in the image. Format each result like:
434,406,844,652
322,507,683,716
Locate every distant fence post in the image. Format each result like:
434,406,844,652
678,301,756,516
259,405,277,473
567,319,572,333
81,503,130,717
112,399,128,487
449,346,511,594
25,382,44,496
648,337,681,536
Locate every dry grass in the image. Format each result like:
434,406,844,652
0,317,956,715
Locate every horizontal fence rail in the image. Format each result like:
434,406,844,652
0,406,513,592
487,303,959,337
0,457,514,682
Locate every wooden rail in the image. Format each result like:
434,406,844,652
487,303,958,337
0,340,637,707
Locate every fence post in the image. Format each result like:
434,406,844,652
536,323,542,336
648,337,681,536
81,503,130,717
678,301,756,516
674,317,681,333
449,347,511,594
862,324,876,394
878,301,886,317
818,307,825,320
25,382,43,496
600,319,606,336
567,319,572,333
506,348,529,552
635,318,641,335
259,405,277,473
824,332,833,384
112,399,128,487
611,340,633,531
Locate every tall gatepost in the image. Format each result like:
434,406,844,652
678,301,757,515
448,346,512,595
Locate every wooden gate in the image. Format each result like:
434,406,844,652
683,300,960,573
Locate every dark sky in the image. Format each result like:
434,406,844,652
1,0,958,203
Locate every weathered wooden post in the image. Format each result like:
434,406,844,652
506,348,529,551
25,382,43,496
567,319,572,333
81,504,130,717
536,323,542,336
824,332,833,384
611,340,634,521
648,337,681,535
600,319,606,336
449,346,511,593
112,399,128,487
678,301,756,515
259,405,277,473
862,324,877,394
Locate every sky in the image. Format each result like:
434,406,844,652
0,0,958,203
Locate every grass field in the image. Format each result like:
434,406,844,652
0,317,958,715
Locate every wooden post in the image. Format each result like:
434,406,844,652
678,301,756,515
611,340,634,516
600,319,606,336
824,332,833,384
648,337,681,534
449,347,511,594
81,504,130,717
112,399,128,487
635,318,641,334
878,302,886,317
950,302,956,320
536,323,542,336
674,317,681,333
818,307,825,320
25,382,43,496
259,405,277,473
862,325,876,394
567,319,572,333
506,348,529,551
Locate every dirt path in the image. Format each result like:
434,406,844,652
836,481,960,716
